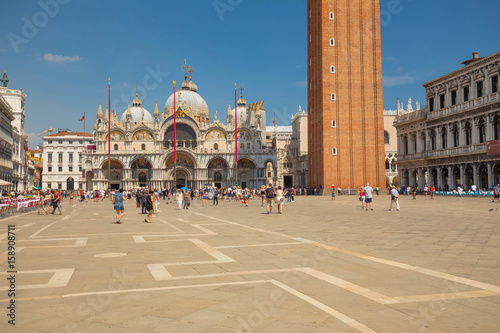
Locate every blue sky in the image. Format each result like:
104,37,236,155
1,0,499,148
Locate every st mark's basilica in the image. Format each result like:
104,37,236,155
82,63,277,190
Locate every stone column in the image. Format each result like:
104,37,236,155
397,169,404,187
472,117,478,145
459,165,465,187
418,168,425,189
486,113,494,141
487,162,493,189
473,164,479,187
457,79,462,104
437,166,443,189
409,168,415,186
483,67,490,95
427,167,433,186
447,165,454,190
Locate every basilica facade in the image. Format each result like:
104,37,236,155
82,66,276,190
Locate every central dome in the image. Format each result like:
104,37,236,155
165,87,209,117
120,93,153,124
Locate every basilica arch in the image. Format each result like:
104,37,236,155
207,157,229,188
130,158,153,188
102,160,124,190
164,152,196,189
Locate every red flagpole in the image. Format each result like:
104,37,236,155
174,83,177,163
235,83,238,186
173,81,177,188
108,78,111,165
235,83,237,164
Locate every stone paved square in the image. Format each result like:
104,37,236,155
1,194,500,332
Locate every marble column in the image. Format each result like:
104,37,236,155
473,164,479,187
418,169,425,189
459,165,465,187
427,167,433,186
437,166,443,189
487,162,493,189
447,165,454,190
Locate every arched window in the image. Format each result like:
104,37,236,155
113,144,118,151
141,144,146,150
214,143,219,150
384,131,389,144
138,172,146,183
465,121,472,145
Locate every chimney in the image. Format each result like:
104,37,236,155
472,52,479,59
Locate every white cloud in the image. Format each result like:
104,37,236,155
384,56,399,61
383,75,416,87
294,80,307,87
25,132,42,149
43,53,82,63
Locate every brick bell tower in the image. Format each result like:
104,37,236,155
307,0,385,191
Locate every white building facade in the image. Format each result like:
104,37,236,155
0,71,33,190
42,132,93,190
0,93,14,190
394,51,500,190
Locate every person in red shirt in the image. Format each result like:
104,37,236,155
51,190,62,215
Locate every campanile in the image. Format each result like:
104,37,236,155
307,0,385,190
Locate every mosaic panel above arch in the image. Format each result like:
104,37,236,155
206,129,226,140
237,130,251,140
133,130,154,141
165,152,195,168
208,158,228,168
131,158,152,169
109,131,124,141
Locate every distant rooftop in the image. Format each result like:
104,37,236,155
45,131,93,138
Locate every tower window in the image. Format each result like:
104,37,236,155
331,120,336,128
331,93,336,101
329,12,334,20
332,147,337,156
330,65,335,73
329,38,335,46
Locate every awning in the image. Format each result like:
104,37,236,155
0,179,12,186
33,186,42,189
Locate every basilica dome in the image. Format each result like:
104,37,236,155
120,94,153,123
165,76,208,118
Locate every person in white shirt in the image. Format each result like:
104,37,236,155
471,184,477,192
364,183,374,211
389,186,400,211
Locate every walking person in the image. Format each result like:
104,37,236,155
176,189,183,209
51,190,62,215
114,189,126,224
276,186,284,214
144,190,154,223
364,183,374,211
202,187,208,206
69,190,74,205
331,184,336,201
213,188,219,206
265,183,275,214
136,190,141,208
38,191,49,215
260,185,266,206
141,190,148,214
493,183,500,203
389,186,400,211
183,190,190,209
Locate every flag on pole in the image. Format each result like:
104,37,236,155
79,115,85,121
273,113,276,126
